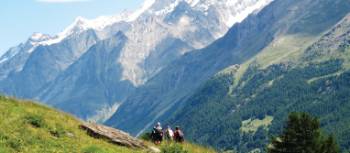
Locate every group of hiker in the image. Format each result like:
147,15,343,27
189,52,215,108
151,122,184,145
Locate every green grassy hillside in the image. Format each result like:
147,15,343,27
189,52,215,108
0,96,214,153
0,96,142,153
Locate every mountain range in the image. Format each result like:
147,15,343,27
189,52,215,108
1,0,350,152
107,0,350,152
0,0,273,122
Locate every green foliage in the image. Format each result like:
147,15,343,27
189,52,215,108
161,143,189,153
267,112,340,153
24,114,46,128
319,136,340,153
139,132,152,141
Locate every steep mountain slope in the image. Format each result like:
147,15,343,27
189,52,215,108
38,32,132,121
0,29,99,99
0,0,273,121
0,33,52,80
107,0,350,136
164,2,350,153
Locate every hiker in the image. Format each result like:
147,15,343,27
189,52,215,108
151,122,163,145
164,126,174,141
173,126,184,143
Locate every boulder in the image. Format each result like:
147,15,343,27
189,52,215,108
80,123,148,149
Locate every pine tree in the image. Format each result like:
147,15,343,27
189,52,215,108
267,112,340,153
319,135,340,153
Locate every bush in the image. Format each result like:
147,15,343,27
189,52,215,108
24,115,46,128
161,143,188,153
139,132,152,141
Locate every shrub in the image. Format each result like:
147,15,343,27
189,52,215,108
24,115,46,128
139,132,152,141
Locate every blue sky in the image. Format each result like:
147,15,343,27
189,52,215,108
0,0,144,56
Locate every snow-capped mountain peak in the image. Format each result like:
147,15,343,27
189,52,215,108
17,0,275,48
66,15,127,32
25,17,88,47
34,16,106,46
185,0,200,7
148,0,273,27
1,0,274,77
127,0,156,22
29,33,51,42
224,0,274,26
29,0,157,46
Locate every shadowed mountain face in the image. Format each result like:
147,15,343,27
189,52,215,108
107,0,350,141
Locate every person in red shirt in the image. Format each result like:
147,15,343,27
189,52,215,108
173,126,184,143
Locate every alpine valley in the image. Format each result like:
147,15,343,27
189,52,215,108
1,0,350,152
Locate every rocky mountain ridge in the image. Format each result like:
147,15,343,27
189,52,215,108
0,0,272,122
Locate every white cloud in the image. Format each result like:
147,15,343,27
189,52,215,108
36,0,91,3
